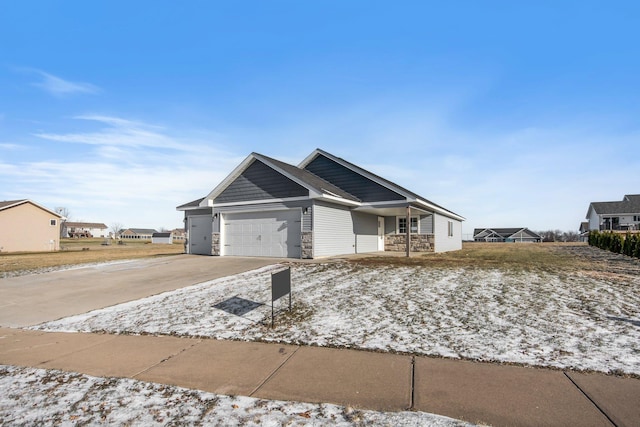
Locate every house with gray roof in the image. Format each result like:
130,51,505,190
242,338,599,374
119,228,158,240
473,228,542,243
177,149,464,258
586,194,640,232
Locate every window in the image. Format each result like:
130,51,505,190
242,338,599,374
448,221,454,237
397,216,418,234
50,219,57,226
634,215,640,222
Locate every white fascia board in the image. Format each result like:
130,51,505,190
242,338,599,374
220,206,303,216
297,149,322,169
0,199,27,212
416,198,465,221
212,196,310,208
201,154,256,207
358,200,410,207
507,228,527,239
311,194,361,207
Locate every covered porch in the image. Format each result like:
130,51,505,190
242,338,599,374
353,202,436,256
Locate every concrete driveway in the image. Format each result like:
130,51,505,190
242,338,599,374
0,255,281,328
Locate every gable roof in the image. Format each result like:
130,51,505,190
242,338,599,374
177,198,205,210
299,149,464,220
588,194,640,217
473,227,542,240
182,149,464,221
201,152,360,207
0,199,63,218
122,228,157,235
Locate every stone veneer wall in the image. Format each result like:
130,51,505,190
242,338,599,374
301,231,313,259
385,234,434,252
211,232,220,256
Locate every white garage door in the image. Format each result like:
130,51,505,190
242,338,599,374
222,210,301,258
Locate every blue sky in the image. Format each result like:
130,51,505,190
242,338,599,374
1,1,639,238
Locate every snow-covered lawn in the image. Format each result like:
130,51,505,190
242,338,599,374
0,365,471,426
34,252,640,375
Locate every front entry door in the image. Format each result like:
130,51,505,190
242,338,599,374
377,216,385,251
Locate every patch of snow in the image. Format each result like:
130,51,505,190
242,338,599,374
33,263,640,375
0,365,473,426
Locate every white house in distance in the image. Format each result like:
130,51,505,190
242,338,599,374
0,199,63,252
62,222,108,238
586,194,640,231
177,149,464,259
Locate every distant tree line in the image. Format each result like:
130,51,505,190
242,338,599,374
536,230,581,242
589,231,640,259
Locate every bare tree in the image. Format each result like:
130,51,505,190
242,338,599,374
110,222,124,239
55,207,71,238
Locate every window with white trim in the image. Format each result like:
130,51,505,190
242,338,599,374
50,219,57,226
448,221,454,237
397,216,419,234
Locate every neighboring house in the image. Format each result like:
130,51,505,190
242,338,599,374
62,222,108,238
0,199,63,252
177,149,464,259
151,232,173,244
170,228,186,241
473,228,542,243
585,194,640,231
119,228,157,240
579,222,590,242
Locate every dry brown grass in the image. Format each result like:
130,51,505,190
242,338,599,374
1,239,184,275
352,242,591,272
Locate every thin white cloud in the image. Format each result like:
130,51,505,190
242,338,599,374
28,69,101,97
0,143,25,150
2,116,243,229
35,115,186,150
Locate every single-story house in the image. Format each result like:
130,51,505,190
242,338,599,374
119,228,157,240
63,222,108,238
585,194,640,231
151,232,173,244
0,199,63,252
473,228,542,243
177,149,464,258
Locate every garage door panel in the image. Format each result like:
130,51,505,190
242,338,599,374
222,210,301,258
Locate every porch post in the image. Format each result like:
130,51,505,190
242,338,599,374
406,205,411,257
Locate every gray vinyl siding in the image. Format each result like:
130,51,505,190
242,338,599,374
214,200,312,232
304,155,404,202
214,160,308,203
385,216,396,234
353,211,378,253
313,201,355,257
420,214,433,234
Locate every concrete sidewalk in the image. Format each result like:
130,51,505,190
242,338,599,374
1,327,638,427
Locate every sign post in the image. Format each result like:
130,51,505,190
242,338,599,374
271,267,291,327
